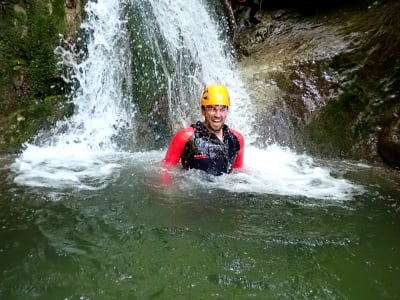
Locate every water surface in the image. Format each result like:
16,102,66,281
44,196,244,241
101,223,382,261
1,153,399,299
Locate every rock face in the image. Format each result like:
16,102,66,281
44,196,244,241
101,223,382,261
378,110,400,168
65,0,82,37
231,0,400,168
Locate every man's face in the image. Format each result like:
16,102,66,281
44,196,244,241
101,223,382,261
202,105,228,132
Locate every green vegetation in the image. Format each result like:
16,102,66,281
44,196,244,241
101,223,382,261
303,86,366,157
0,0,69,152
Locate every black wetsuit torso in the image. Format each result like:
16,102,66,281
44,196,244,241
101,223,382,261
181,121,240,175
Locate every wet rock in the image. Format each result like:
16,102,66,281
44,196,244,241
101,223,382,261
13,75,30,97
65,0,81,37
13,4,26,16
65,0,76,9
234,0,400,166
378,115,400,168
0,2,5,19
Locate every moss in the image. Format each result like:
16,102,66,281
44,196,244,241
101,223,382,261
3,95,69,151
24,1,66,97
302,86,364,157
0,0,70,151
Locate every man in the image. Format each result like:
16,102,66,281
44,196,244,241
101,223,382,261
163,84,244,176
230,0,261,25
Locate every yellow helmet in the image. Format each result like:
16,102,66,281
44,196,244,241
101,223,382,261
201,84,230,107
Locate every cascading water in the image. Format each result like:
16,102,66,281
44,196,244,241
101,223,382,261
147,0,255,136
10,0,362,199
11,0,135,189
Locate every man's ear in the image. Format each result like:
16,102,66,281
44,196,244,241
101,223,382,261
201,106,206,116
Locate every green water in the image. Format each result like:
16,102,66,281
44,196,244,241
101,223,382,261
1,157,399,299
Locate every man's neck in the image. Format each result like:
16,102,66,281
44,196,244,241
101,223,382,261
203,122,223,141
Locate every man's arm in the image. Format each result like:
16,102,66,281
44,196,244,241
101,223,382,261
163,127,194,167
230,128,244,168
159,127,194,185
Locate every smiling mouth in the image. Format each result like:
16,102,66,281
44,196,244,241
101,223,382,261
211,121,222,127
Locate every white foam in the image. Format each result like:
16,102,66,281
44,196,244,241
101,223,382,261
11,144,121,189
10,143,362,200
171,145,363,201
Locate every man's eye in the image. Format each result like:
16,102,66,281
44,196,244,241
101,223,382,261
206,107,227,113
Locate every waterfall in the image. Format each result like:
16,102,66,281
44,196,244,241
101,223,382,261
52,0,134,151
147,0,255,137
10,0,362,200
11,0,135,189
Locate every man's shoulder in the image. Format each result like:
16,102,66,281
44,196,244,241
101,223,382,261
228,127,243,137
227,127,244,145
175,126,195,139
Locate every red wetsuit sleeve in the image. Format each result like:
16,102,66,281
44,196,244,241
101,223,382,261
163,127,194,167
230,128,245,169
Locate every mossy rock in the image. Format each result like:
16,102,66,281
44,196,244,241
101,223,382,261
0,0,71,152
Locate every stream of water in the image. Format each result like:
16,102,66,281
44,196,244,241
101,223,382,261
1,0,399,299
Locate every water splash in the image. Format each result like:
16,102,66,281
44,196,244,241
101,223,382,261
52,0,134,150
159,145,363,201
10,0,363,200
229,145,363,200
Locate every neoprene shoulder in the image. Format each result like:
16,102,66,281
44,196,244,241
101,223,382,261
164,126,195,166
229,128,244,168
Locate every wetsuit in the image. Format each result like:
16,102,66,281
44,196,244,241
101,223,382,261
164,121,244,175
